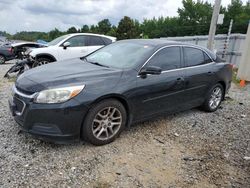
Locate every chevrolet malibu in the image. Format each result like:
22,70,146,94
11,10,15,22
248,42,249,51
9,39,232,145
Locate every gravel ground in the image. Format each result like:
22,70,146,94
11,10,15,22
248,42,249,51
0,61,249,188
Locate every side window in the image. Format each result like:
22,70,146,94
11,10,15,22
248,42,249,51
184,47,211,67
147,47,181,71
204,52,213,64
66,36,86,47
102,37,112,45
87,36,106,46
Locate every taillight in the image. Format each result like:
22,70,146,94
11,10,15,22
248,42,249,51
7,48,13,53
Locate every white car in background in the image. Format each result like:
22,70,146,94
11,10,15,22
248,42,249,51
28,33,116,67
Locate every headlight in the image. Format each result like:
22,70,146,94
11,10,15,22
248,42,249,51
34,85,85,104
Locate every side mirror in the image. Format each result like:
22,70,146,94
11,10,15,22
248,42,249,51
139,66,162,77
63,42,71,49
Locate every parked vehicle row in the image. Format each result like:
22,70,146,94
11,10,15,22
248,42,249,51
4,33,116,77
28,33,116,66
8,39,232,145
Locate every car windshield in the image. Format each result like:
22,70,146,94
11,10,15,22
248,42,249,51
47,35,69,46
85,41,154,69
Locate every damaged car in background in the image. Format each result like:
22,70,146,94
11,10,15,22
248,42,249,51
4,42,47,77
11,42,47,60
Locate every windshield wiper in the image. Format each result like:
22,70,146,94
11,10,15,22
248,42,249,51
82,57,109,68
80,56,87,61
89,61,110,68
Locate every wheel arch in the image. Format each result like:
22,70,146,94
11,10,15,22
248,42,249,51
217,80,226,99
91,94,132,126
36,53,57,62
0,53,6,58
80,94,132,138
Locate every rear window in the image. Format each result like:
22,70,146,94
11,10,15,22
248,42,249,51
214,55,225,62
102,37,112,45
87,36,106,46
184,47,212,67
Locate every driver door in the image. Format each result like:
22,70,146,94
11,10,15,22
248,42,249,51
57,35,89,61
133,46,186,121
86,36,106,54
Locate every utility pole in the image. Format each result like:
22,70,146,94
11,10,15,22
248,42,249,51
207,0,222,51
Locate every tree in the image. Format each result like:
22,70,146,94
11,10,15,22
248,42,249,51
116,16,140,40
98,19,111,34
0,31,11,38
177,0,213,35
3,0,250,42
106,26,117,37
81,25,89,33
67,26,78,34
48,28,63,41
225,0,250,33
89,25,99,33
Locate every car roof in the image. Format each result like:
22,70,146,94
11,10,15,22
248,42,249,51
117,39,216,60
67,33,116,42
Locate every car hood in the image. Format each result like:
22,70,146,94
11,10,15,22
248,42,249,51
16,58,123,93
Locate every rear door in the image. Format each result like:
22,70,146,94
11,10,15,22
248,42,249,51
57,35,88,61
86,36,106,54
133,46,186,120
183,46,216,106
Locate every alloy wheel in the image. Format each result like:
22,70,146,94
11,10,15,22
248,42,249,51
92,107,122,141
37,60,49,66
209,87,222,109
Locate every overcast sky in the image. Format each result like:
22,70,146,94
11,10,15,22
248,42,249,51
0,0,248,34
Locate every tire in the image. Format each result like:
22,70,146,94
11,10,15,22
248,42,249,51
0,55,6,64
33,57,52,67
82,99,127,146
201,83,224,112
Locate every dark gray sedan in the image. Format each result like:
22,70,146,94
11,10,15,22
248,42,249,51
9,39,232,145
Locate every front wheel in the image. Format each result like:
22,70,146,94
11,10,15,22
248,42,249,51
32,57,52,67
82,99,127,146
202,83,224,112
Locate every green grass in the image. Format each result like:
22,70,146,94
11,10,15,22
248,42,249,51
232,68,240,85
7,77,16,83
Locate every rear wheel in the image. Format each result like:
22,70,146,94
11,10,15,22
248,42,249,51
33,57,53,67
0,55,6,64
202,83,224,112
82,99,127,145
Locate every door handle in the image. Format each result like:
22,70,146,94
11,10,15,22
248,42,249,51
207,71,214,76
176,77,185,83
177,77,184,81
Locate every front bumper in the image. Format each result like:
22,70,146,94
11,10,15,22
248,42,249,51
9,87,89,144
